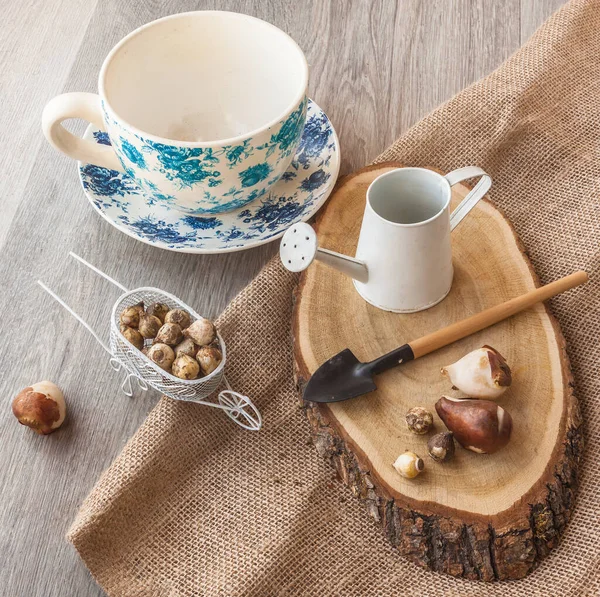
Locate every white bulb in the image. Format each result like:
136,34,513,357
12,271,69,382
441,346,512,399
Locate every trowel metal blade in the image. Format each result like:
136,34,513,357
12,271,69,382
302,349,376,403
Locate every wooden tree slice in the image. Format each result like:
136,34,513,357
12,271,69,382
293,163,582,581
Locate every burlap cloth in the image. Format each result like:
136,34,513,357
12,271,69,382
69,1,600,595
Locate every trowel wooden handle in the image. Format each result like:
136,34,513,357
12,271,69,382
409,271,588,359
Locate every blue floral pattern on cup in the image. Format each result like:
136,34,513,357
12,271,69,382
101,96,308,215
79,99,339,253
225,140,253,168
256,100,307,158
239,162,273,187
120,139,146,169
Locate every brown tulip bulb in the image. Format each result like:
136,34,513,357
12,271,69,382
165,308,191,330
155,322,184,346
435,396,512,454
138,314,162,339
147,343,175,371
146,302,170,323
196,346,222,376
427,431,455,462
120,324,144,350
119,302,144,328
12,381,66,435
184,317,216,346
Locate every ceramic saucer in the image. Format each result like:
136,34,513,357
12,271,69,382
78,99,340,253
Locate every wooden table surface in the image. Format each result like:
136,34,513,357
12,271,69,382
0,1,564,595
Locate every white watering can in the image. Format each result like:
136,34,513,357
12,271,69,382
280,166,492,313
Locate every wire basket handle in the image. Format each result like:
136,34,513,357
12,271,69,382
69,251,129,292
38,280,112,356
37,277,146,397
37,251,129,355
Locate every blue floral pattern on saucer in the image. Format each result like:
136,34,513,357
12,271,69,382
79,99,340,253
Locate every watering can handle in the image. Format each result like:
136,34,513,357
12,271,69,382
445,167,492,231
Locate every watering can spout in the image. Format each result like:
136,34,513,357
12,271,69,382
279,223,368,283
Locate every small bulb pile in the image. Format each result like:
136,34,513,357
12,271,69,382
392,345,514,480
120,302,222,380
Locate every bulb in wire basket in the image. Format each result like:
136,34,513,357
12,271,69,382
138,314,162,339
146,302,170,323
174,337,199,358
147,343,175,371
120,302,144,328
196,345,222,376
165,308,192,330
184,317,216,346
172,354,200,380
155,323,184,346
120,324,144,350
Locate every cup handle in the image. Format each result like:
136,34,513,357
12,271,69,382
42,92,124,171
444,166,492,231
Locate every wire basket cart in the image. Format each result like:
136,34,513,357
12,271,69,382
38,252,262,431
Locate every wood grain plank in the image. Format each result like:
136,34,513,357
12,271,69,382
0,1,559,594
521,0,566,41
0,0,99,249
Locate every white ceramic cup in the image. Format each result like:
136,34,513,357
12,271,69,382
42,11,309,215
353,166,492,312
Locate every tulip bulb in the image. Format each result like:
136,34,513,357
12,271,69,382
12,381,66,435
392,451,424,479
184,317,216,346
441,345,511,399
405,406,433,434
435,396,512,454
427,431,455,462
196,345,222,376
